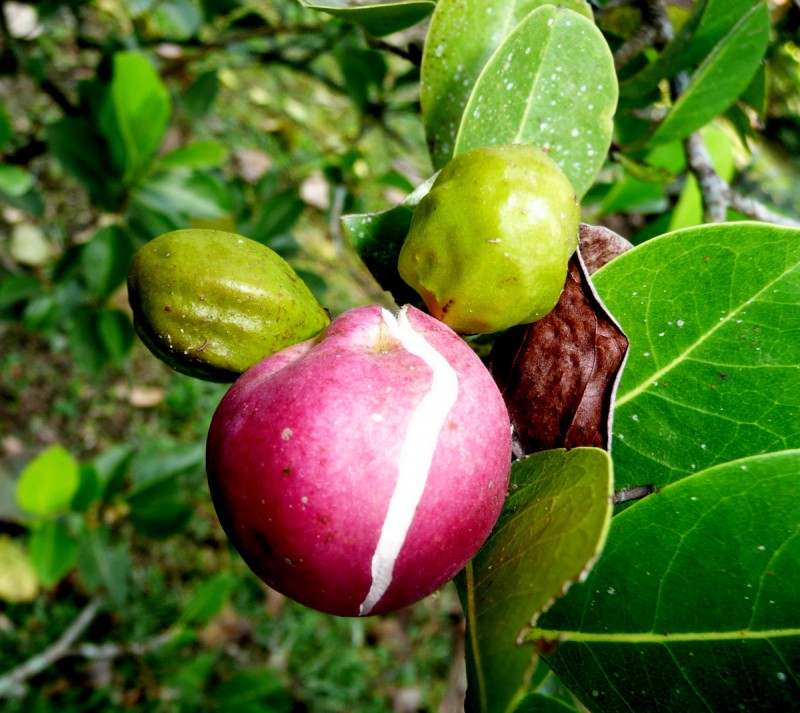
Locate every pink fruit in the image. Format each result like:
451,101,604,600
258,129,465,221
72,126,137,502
206,304,511,616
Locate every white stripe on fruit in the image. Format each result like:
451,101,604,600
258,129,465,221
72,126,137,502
358,306,459,616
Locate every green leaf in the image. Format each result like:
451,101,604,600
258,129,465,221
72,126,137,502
77,525,130,605
89,444,134,500
129,442,204,487
683,0,762,68
133,171,231,220
126,443,202,539
457,448,613,713
71,465,101,512
740,62,767,119
128,500,193,539
592,222,800,493
0,165,34,197
16,445,80,517
649,2,770,146
249,187,304,248
421,0,594,170
179,572,236,626
152,0,203,39
97,309,135,363
0,274,41,313
156,141,228,171
0,536,39,603
46,117,124,211
0,102,11,149
29,519,78,588
512,692,578,713
298,0,434,37
453,6,617,197
531,450,800,712
617,0,708,98
335,43,387,113
80,225,134,300
99,52,171,181
68,310,112,376
183,70,219,120
341,173,436,305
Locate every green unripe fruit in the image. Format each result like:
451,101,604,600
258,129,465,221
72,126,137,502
128,229,330,382
398,144,580,334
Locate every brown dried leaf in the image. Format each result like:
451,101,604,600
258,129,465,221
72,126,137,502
488,251,629,455
578,222,633,275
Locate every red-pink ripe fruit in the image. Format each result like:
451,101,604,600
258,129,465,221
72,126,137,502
206,304,512,617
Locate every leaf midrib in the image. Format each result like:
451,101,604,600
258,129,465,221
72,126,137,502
529,626,800,644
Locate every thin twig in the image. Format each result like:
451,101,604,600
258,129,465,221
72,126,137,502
613,0,673,69
683,131,728,223
614,24,659,69
66,629,177,661
0,597,104,699
728,190,800,227
0,598,179,701
664,25,800,226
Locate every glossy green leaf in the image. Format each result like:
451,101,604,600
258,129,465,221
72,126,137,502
16,445,80,517
298,0,434,37
649,2,769,146
156,140,228,171
683,0,761,68
29,519,78,588
592,222,800,492
99,52,171,180
453,6,617,197
741,63,767,119
531,450,800,712
457,448,613,713
617,0,708,98
341,173,436,305
513,692,578,713
619,0,759,99
421,0,593,170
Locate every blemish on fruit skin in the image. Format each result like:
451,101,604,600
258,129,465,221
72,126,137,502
281,428,293,441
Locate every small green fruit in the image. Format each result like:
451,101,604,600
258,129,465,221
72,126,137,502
128,229,330,382
398,145,580,334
